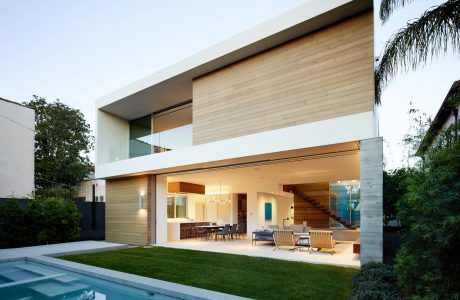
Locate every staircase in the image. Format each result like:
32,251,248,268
290,187,357,230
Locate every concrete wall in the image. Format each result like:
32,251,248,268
360,137,383,263
0,100,34,197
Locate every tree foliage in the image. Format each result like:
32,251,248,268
375,0,460,104
24,96,93,196
383,168,411,226
395,123,460,298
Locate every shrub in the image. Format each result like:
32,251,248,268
350,262,399,300
0,197,81,248
0,199,28,248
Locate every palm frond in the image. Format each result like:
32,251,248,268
375,0,460,104
380,0,417,23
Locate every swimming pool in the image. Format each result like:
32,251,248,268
0,259,177,299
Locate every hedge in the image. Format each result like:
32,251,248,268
0,197,81,249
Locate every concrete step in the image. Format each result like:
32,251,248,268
29,281,90,298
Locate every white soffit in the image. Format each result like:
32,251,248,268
96,0,373,120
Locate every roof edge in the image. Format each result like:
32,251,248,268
417,80,460,155
0,97,34,110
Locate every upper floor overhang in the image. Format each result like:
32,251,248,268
95,0,373,121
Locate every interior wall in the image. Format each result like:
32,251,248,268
186,193,206,220
257,192,293,228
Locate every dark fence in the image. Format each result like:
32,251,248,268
75,201,105,240
0,198,105,241
383,226,403,265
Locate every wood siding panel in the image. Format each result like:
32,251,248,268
106,175,152,245
293,182,330,228
193,11,374,145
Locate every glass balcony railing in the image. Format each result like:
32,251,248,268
109,124,193,162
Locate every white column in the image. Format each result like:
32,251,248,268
231,193,238,224
360,137,383,263
155,175,168,245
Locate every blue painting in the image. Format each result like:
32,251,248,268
265,203,272,221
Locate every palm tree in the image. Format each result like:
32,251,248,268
375,0,460,104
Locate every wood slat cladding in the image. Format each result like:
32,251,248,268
293,182,330,228
168,182,205,194
192,11,374,145
106,175,152,245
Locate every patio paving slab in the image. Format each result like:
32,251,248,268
0,241,128,261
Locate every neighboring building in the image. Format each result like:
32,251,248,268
417,80,460,155
95,0,382,263
0,97,35,198
75,173,106,202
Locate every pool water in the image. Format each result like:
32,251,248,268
0,260,178,300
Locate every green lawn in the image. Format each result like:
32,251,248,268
61,247,357,299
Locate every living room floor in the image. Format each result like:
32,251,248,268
165,236,360,267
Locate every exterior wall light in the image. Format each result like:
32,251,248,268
138,192,146,210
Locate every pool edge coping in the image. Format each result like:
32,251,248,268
25,255,251,300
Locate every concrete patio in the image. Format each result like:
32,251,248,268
165,237,360,268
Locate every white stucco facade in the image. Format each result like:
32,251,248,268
0,98,35,198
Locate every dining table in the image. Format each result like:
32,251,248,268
196,225,226,240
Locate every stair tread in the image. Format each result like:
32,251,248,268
293,190,357,230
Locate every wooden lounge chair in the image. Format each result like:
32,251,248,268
273,229,296,251
309,230,336,255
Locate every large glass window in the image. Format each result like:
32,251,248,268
329,180,360,228
152,103,192,153
129,115,152,158
127,103,193,159
167,194,187,218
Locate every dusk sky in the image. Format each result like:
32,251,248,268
1,0,458,169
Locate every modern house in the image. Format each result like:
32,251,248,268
0,97,35,198
75,173,106,202
417,80,460,155
95,0,382,264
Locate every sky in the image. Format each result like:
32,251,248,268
0,0,458,169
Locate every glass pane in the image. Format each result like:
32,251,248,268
129,115,152,158
175,195,187,218
167,196,174,218
152,104,193,153
329,180,360,228
153,124,193,152
153,104,192,133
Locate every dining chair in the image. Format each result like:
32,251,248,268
236,223,246,238
229,224,238,240
215,224,231,241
